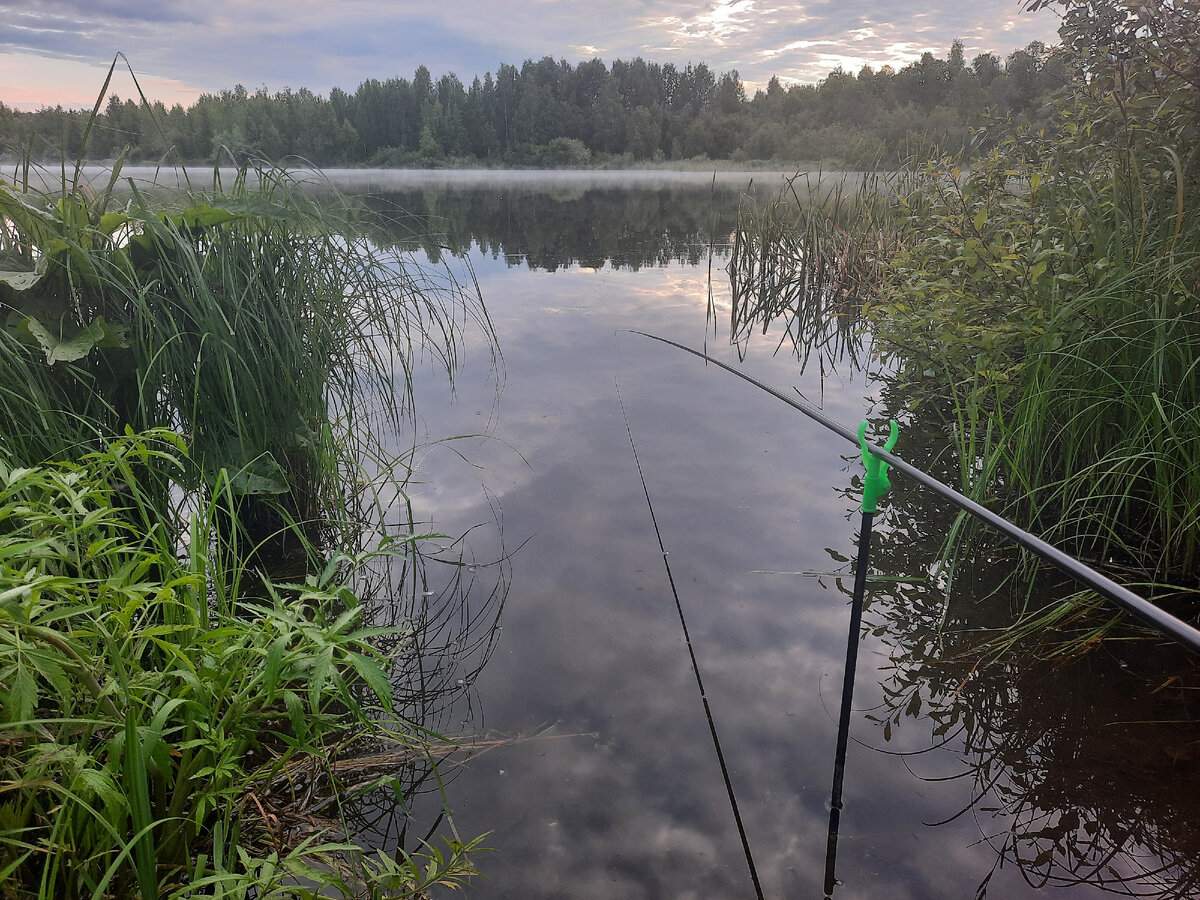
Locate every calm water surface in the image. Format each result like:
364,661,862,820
330,172,1200,899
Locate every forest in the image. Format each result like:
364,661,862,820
0,40,1067,168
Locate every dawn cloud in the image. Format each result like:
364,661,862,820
0,0,1061,110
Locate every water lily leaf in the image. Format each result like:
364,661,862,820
10,315,128,364
215,453,291,496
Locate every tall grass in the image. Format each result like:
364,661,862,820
0,161,494,556
883,141,1200,572
866,88,1200,654
723,106,1199,653
724,171,900,371
1,63,500,895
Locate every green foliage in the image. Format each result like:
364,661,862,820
872,0,1200,616
0,161,491,556
0,65,497,896
722,1,1199,648
0,434,487,897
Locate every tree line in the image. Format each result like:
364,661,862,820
0,40,1068,168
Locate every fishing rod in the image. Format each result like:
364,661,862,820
631,330,1200,657
615,384,766,900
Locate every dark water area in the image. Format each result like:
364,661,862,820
354,173,756,272
331,172,1200,899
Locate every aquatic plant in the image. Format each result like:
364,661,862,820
724,171,900,372
0,158,493,555
0,59,500,896
878,109,1200,595
728,2,1200,653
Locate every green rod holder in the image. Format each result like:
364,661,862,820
858,419,898,514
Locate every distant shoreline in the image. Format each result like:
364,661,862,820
5,162,872,193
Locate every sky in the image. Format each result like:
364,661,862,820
2,0,1063,112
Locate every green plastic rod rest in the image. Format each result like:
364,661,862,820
858,419,898,513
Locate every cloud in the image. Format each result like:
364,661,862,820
0,0,1062,109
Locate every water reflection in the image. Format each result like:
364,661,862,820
324,172,1200,898
853,390,1200,898
356,181,752,272
337,532,510,849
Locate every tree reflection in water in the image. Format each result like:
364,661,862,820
357,181,751,272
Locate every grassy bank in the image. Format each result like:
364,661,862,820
0,154,496,895
0,433,486,897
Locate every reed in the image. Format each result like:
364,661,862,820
868,75,1200,654
0,61,497,895
0,160,493,555
724,171,901,371
723,86,1198,652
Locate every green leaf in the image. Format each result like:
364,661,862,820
0,269,42,295
7,663,37,722
308,647,335,711
264,634,286,696
283,689,307,741
10,315,128,365
347,651,392,707
210,454,290,496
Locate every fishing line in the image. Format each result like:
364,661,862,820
615,382,766,900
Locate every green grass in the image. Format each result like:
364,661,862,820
880,138,1200,579
0,62,498,895
866,82,1200,654
0,432,487,898
726,84,1199,655
0,160,494,552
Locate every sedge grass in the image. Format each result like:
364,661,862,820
868,94,1200,655
725,109,1199,654
0,159,494,555
1,60,499,895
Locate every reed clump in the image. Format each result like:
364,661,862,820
879,122,1200,578
725,171,901,371
869,1,1200,647
727,1,1200,651
0,160,491,548
0,68,497,893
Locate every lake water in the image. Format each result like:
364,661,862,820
106,167,1196,899
317,170,1200,900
